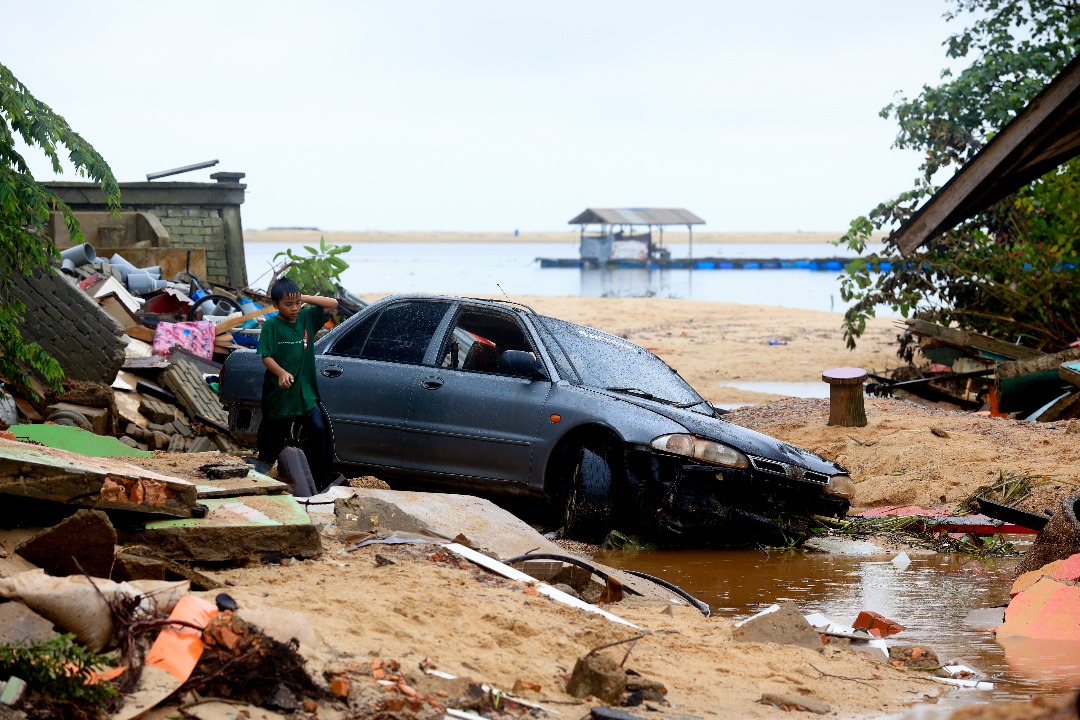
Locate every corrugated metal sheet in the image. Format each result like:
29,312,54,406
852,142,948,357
569,208,705,226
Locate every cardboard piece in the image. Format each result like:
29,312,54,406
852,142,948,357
98,292,141,329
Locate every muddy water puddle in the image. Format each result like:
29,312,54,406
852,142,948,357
595,547,1080,710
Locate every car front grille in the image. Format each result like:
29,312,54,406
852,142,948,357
748,455,830,485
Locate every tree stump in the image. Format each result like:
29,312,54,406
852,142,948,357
823,367,868,427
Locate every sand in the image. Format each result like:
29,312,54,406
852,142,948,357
117,291,1080,718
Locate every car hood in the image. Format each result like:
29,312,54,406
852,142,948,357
611,393,847,475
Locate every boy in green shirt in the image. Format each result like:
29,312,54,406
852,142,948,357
256,277,339,488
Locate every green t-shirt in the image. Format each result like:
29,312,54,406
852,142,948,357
257,304,328,419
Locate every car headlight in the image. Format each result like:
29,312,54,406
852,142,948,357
825,474,856,501
651,434,749,468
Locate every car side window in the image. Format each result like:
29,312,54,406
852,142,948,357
440,310,533,375
326,312,378,358
330,301,450,363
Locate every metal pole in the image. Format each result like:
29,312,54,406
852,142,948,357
146,159,219,181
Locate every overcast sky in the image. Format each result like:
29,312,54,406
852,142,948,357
6,1,962,233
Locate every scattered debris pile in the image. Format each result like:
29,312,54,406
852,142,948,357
868,319,1080,422
2,241,368,456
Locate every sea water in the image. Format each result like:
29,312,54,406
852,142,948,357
244,241,891,315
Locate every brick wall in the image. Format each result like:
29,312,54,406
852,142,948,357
151,206,229,280
12,267,126,384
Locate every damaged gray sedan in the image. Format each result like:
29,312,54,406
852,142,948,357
219,295,852,545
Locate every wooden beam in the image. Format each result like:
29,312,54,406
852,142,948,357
894,56,1080,255
214,305,272,335
905,319,1042,361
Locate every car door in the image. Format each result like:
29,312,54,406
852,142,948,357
401,305,552,486
318,299,453,468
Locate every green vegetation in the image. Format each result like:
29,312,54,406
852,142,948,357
836,0,1080,350
272,235,352,297
1,62,120,395
0,634,118,718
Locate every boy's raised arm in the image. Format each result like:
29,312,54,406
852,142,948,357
300,294,339,311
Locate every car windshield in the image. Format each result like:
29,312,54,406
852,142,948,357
537,316,710,412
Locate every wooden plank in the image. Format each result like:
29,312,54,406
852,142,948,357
98,292,141,329
123,356,170,371
905,319,1043,361
997,347,1080,380
125,325,155,343
214,305,272,335
1062,360,1080,388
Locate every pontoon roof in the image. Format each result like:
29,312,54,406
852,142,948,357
569,208,705,226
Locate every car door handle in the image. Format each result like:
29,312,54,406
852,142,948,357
322,365,344,378
421,376,443,390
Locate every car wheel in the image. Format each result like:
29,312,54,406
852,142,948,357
564,444,615,542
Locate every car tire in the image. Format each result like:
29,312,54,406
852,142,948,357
564,444,616,542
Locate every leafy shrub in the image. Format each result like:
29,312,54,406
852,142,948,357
0,633,118,717
272,236,352,297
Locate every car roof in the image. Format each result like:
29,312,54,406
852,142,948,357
374,293,538,316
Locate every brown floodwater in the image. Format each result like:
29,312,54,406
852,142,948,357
594,544,1080,712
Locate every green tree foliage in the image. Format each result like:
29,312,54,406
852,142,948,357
271,236,352,297
837,0,1080,350
1,62,120,393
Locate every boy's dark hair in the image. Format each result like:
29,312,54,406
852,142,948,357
270,277,302,303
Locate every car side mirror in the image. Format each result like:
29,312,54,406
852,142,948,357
498,349,548,380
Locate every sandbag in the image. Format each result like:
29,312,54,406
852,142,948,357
0,569,188,652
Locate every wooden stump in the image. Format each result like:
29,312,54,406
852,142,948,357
823,367,868,427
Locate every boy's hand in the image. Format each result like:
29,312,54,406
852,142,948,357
277,371,295,388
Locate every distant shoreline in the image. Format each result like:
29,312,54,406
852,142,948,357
244,229,882,245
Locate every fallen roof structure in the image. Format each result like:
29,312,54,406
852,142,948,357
893,54,1080,255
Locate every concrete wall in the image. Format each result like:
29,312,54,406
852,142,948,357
45,172,248,288
12,267,126,385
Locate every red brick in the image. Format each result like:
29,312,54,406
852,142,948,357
853,610,906,638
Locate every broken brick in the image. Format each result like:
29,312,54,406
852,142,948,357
854,610,906,638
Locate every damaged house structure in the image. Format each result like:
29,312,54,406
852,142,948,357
876,54,1080,421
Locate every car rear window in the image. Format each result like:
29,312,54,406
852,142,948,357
331,301,450,364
